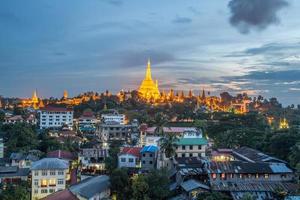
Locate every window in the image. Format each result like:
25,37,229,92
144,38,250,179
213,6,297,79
34,171,39,176
41,179,48,187
50,170,56,175
58,170,64,175
49,189,55,193
42,170,47,176
121,158,126,162
182,145,185,150
58,179,64,185
264,174,269,179
49,179,56,186
142,160,145,164
212,174,217,179
150,153,153,157
182,153,185,158
41,189,48,194
34,179,39,186
143,154,146,157
221,173,226,180
149,161,153,164
128,158,134,163
34,189,38,194
198,145,202,150
189,145,193,150
189,153,193,157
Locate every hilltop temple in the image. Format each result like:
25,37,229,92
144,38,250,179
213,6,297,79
138,59,160,101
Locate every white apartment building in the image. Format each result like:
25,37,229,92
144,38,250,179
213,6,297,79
31,158,69,200
38,106,73,130
101,113,125,125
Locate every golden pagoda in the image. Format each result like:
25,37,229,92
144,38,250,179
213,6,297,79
32,90,39,104
63,90,68,99
138,59,160,101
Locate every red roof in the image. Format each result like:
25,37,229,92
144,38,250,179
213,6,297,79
40,106,73,112
120,147,142,158
42,189,78,200
47,150,77,160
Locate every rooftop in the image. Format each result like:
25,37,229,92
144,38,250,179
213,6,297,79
176,137,208,146
69,175,110,199
140,145,158,153
40,106,73,112
47,150,77,160
42,189,78,200
120,147,142,158
31,158,69,170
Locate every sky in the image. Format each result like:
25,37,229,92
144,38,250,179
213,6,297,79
1,0,300,105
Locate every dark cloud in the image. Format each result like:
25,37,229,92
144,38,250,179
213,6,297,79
228,0,288,34
240,70,300,81
172,16,192,24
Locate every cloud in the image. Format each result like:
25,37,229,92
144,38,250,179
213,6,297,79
228,0,288,34
172,16,192,24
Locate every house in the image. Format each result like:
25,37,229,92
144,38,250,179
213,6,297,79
38,106,73,130
146,127,198,136
69,175,110,200
10,152,39,168
0,166,30,184
79,147,108,174
140,145,158,170
175,130,208,158
31,158,69,200
100,123,138,143
101,110,125,125
42,175,110,200
4,114,37,125
78,110,98,132
118,147,142,168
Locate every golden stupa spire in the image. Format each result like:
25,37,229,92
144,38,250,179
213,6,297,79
146,58,152,80
32,90,38,104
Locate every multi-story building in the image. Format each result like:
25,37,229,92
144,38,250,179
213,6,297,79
31,158,69,200
101,113,125,125
141,145,158,171
100,123,138,142
78,110,98,132
175,130,208,158
118,147,142,168
38,106,73,130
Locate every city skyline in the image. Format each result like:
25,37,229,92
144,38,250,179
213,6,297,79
1,0,300,105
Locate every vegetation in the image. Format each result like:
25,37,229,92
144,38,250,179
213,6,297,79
0,181,30,200
159,132,179,158
197,192,231,200
104,141,122,174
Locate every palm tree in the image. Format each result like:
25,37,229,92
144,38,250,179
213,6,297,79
159,133,179,158
152,112,169,136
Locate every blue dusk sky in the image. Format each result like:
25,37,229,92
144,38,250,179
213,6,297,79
1,0,300,105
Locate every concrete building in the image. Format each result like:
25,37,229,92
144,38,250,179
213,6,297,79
140,145,158,171
118,147,142,168
175,130,208,158
100,123,138,142
38,106,73,130
78,110,98,132
31,158,69,200
101,113,125,125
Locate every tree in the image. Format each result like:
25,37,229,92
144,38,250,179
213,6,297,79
289,142,300,167
159,133,179,158
110,168,131,200
197,192,231,200
38,131,61,153
0,110,5,122
152,112,169,135
131,175,150,200
146,169,170,199
0,181,30,200
105,141,121,174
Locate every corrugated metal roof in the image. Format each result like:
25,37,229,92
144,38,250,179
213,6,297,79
31,158,69,170
180,179,210,192
176,138,208,145
140,145,158,153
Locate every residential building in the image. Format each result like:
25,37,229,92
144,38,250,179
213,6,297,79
175,130,208,158
31,158,69,200
79,146,108,173
100,123,138,143
140,145,158,170
118,147,142,168
101,112,125,125
78,110,98,132
43,175,110,200
10,152,39,168
0,166,30,184
38,106,73,130
146,127,198,136
4,114,37,125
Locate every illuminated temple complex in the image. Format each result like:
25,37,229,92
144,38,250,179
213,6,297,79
138,59,160,101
